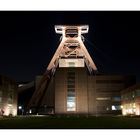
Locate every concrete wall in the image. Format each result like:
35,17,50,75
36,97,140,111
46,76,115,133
76,68,88,114
41,77,55,107
121,84,140,115
55,68,67,114
92,75,130,114
88,76,96,114
55,68,89,114
54,67,135,115
0,75,17,116
35,75,55,114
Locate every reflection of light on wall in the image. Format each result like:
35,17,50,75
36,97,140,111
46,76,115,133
136,106,140,115
13,109,17,116
128,108,133,114
3,104,17,116
122,103,137,115
106,107,109,111
133,103,136,108
8,104,12,107
4,106,10,116
136,109,140,115
122,110,126,115
12,104,17,116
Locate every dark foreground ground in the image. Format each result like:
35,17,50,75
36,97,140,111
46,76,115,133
0,115,140,129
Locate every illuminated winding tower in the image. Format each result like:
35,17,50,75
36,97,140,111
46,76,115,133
27,25,97,114
27,25,134,115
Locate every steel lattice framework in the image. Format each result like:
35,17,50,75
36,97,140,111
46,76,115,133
27,25,97,112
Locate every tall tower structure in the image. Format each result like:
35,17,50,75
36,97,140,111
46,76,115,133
26,25,135,115
27,25,97,113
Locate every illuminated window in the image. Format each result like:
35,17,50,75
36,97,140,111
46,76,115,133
96,97,111,101
67,71,76,111
68,91,75,96
59,59,85,67
111,105,121,110
67,97,76,111
65,29,78,38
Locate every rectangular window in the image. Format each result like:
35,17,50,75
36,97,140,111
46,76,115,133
112,97,121,102
59,59,84,67
67,91,75,97
67,71,76,111
112,105,121,110
67,85,75,88
68,62,75,67
67,79,75,83
96,97,111,101
67,88,75,92
67,97,76,111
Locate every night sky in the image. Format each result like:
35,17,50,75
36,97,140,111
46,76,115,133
0,11,140,82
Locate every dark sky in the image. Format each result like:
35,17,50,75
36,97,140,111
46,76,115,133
0,11,140,82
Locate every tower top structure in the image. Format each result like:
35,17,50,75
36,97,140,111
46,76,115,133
55,25,89,35
47,25,97,74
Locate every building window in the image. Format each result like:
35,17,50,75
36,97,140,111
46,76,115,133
111,105,121,110
112,97,121,102
65,29,78,38
67,71,76,111
96,97,111,101
68,62,75,67
67,85,75,88
67,97,76,111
